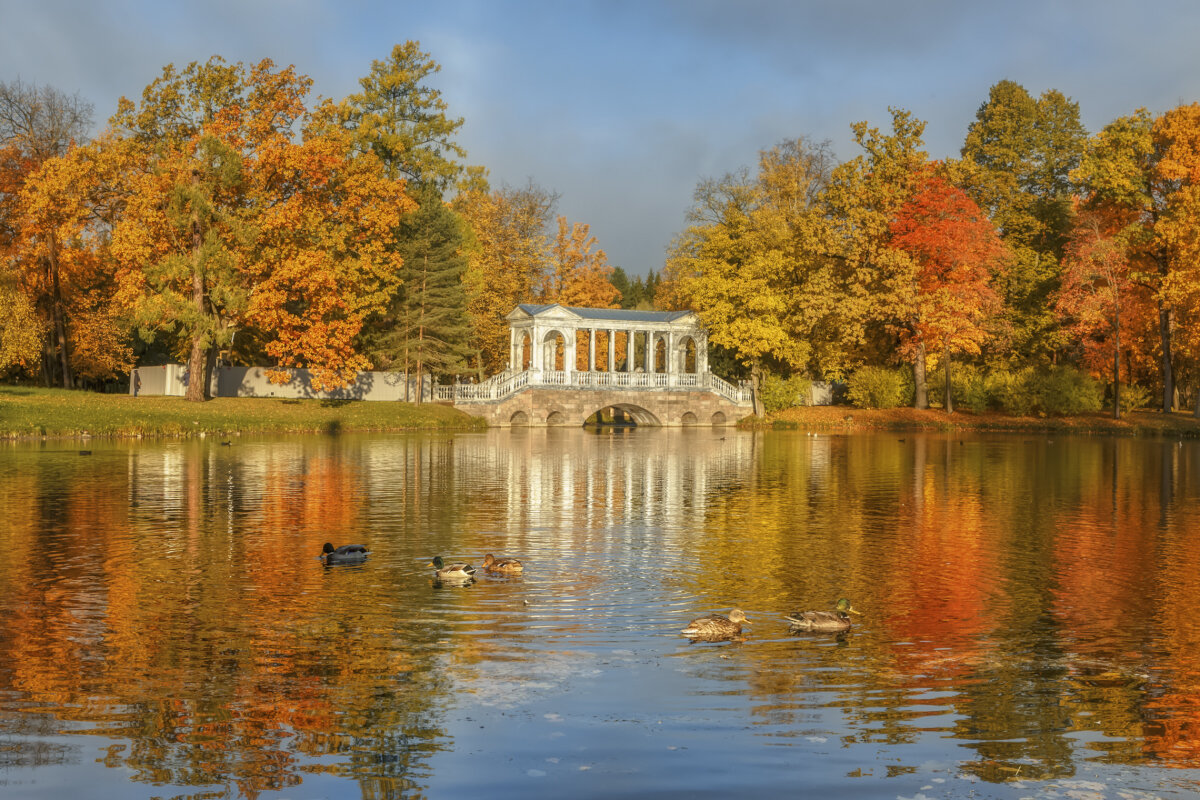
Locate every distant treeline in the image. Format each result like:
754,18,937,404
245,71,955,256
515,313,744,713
2,48,1198,414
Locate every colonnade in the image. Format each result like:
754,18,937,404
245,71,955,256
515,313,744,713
505,305,710,380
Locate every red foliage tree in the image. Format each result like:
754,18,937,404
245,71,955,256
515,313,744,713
889,169,1006,412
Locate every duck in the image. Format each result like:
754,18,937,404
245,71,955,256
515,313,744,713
320,542,369,563
482,553,524,573
784,598,862,632
680,609,749,641
427,556,476,580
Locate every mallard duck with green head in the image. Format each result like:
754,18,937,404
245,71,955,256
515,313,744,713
321,542,369,564
681,609,749,641
482,553,524,573
784,598,862,632
427,556,476,580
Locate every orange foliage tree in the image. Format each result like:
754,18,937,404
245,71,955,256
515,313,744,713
109,57,412,399
1056,207,1157,417
17,141,132,384
888,169,1006,412
1,80,99,385
542,215,619,308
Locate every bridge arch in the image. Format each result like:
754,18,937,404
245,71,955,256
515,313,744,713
609,403,661,426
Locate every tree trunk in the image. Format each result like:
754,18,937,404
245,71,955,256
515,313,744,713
944,352,953,414
1194,383,1200,418
1112,306,1121,420
184,193,209,402
913,342,928,409
750,362,764,417
415,258,428,404
1159,304,1174,412
46,241,73,389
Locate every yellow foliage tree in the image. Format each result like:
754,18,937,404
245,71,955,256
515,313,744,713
454,178,553,374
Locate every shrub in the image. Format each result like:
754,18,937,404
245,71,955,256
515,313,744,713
1034,366,1103,415
1116,383,1153,413
760,373,814,412
985,367,1038,416
928,362,989,413
847,366,914,409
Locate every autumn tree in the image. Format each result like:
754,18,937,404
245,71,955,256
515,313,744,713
541,216,620,308
961,81,1087,365
454,176,555,373
1075,104,1200,412
665,137,836,413
0,273,44,375
888,170,1006,413
0,79,96,386
820,109,931,396
337,42,466,193
1056,208,1152,418
18,140,132,385
110,57,412,400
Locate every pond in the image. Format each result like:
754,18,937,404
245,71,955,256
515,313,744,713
1,428,1199,799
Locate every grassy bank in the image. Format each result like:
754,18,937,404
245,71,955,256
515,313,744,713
0,386,485,440
759,404,1200,437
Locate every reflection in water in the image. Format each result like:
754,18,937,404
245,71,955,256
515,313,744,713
0,431,1198,799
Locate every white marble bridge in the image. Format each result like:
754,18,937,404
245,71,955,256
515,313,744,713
435,304,754,427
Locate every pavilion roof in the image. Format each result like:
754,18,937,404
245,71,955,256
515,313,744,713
512,304,695,324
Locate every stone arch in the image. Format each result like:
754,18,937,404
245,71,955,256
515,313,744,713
711,411,727,425
510,410,529,426
520,333,532,370
676,336,698,373
680,411,698,426
600,403,662,427
546,410,567,426
541,329,568,371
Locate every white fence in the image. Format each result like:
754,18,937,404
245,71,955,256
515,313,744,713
435,368,754,405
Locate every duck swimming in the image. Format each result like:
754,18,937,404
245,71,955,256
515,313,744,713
321,542,369,563
482,553,524,573
784,598,862,632
680,609,749,641
427,556,476,580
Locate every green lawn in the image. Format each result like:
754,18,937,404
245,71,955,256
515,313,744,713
0,386,486,439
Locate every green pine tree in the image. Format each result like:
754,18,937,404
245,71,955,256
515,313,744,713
368,188,475,399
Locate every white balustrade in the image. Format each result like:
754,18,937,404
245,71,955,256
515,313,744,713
436,368,752,406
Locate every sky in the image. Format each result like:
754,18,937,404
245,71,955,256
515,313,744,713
3,0,1200,276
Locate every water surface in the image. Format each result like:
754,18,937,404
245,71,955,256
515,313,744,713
1,429,1199,799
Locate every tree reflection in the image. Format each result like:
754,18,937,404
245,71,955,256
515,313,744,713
0,432,1199,797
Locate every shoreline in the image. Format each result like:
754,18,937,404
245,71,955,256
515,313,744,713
755,405,1200,437
5,387,1199,441
0,386,486,441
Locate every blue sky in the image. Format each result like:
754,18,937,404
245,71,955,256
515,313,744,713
4,0,1200,275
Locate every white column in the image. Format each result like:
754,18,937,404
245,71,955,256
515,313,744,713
531,324,542,372
626,328,635,372
566,326,576,377
607,329,615,371
589,329,596,372
666,331,675,376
